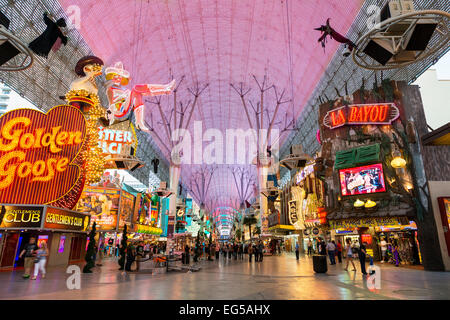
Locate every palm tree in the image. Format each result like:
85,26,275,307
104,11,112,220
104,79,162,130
254,226,261,238
242,215,257,240
235,228,242,242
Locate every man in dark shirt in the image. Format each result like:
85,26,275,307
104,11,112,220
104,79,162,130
125,242,136,272
319,238,327,256
358,242,368,275
135,242,144,271
258,241,264,262
19,237,38,279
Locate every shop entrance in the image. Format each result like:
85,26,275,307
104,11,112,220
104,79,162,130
0,232,19,268
69,235,83,262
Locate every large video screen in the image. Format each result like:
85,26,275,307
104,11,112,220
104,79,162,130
339,163,386,196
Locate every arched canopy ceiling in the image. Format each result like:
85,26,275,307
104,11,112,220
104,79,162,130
57,0,363,209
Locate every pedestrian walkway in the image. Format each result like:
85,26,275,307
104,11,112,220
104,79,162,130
0,254,448,300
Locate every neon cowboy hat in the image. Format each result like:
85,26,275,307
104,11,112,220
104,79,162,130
105,62,130,82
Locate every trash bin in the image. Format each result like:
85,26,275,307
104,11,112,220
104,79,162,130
313,255,327,273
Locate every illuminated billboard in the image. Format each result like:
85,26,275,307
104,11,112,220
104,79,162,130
0,106,86,205
75,186,119,231
118,190,135,229
339,163,386,196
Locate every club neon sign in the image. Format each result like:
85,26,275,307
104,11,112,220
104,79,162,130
323,103,400,129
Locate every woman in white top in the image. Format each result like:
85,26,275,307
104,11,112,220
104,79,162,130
344,238,357,271
32,242,49,280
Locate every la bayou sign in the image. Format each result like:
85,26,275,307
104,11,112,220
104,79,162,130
323,103,400,129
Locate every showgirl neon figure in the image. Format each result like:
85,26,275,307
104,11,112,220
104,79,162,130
105,62,175,131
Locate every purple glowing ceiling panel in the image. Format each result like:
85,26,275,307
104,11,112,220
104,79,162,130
59,0,362,208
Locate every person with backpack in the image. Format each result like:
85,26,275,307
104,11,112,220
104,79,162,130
295,242,300,260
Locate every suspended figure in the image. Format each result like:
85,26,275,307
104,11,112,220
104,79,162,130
29,12,68,58
314,18,356,56
104,62,176,131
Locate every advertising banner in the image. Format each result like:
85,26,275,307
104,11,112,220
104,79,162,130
75,187,120,231
268,211,280,228
339,163,387,196
167,215,175,238
0,205,44,229
329,217,408,229
119,190,135,229
44,206,90,232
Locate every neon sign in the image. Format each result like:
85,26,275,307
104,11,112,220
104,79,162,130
0,106,86,204
323,103,400,129
98,126,134,155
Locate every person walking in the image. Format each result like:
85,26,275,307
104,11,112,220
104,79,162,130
248,243,253,262
392,241,400,267
336,240,343,263
318,238,327,256
359,241,368,275
210,243,216,261
184,244,190,264
125,242,136,272
97,241,105,266
135,241,144,271
307,239,313,256
258,241,264,262
31,242,48,280
295,242,300,260
379,237,388,263
19,237,38,279
215,244,220,260
326,240,336,265
344,238,357,271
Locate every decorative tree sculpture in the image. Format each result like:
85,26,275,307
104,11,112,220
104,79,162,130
118,224,128,270
83,222,96,273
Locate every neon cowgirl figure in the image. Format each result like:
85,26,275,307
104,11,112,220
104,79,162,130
104,62,175,131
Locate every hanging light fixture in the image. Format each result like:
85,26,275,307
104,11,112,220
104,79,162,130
354,199,365,207
364,199,377,208
391,148,406,169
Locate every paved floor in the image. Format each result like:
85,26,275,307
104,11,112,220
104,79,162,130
0,254,449,300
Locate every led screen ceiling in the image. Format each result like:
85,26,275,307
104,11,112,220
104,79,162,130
54,0,361,209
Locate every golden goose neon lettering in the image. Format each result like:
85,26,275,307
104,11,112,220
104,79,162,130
0,117,83,190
